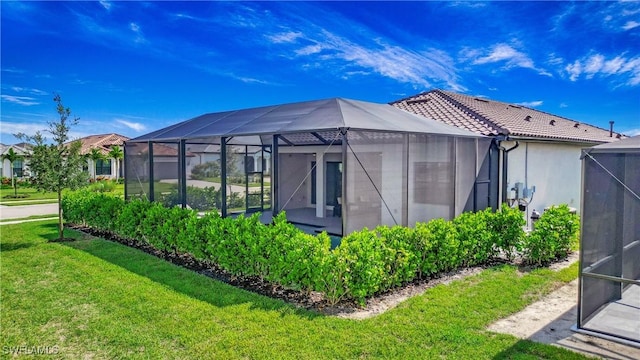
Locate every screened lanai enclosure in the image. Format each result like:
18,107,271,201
578,135,640,346
125,98,497,236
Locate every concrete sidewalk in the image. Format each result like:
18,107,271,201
0,203,59,220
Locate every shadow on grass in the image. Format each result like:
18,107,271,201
0,241,36,252
60,230,322,321
0,221,65,252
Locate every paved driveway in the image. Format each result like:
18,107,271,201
0,203,58,220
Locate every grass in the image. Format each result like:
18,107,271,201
199,177,271,188
0,220,587,359
0,184,124,205
0,187,59,202
0,214,57,223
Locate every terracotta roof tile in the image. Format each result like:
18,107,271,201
391,90,622,143
70,133,130,156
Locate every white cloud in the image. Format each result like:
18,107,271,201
99,1,111,11
1,95,39,106
625,128,640,136
584,54,604,78
559,103,568,108
0,121,90,141
458,47,480,60
266,31,303,44
115,119,146,132
129,22,146,44
0,122,44,136
448,1,487,9
622,21,640,31
547,53,564,66
602,56,626,74
565,53,640,86
474,44,533,67
290,30,463,91
470,43,549,76
516,100,543,108
1,67,25,74
295,44,323,56
236,76,270,84
565,60,582,81
10,87,48,96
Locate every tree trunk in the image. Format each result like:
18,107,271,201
11,167,16,197
58,188,63,241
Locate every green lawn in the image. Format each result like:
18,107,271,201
0,184,124,205
0,187,59,203
199,177,271,188
0,220,586,359
0,214,57,222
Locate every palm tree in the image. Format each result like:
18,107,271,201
108,145,124,180
88,147,105,181
2,148,23,197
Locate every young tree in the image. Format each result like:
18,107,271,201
88,147,105,181
16,94,88,241
1,148,23,197
108,145,124,180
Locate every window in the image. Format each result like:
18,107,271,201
95,159,112,176
13,159,23,177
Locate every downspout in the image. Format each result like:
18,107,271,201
496,135,519,205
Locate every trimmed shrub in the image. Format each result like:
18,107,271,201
62,189,579,305
114,199,153,241
376,225,419,289
333,229,387,305
61,190,90,225
487,205,525,261
453,209,494,266
62,190,124,231
522,205,579,265
162,186,220,211
425,218,460,272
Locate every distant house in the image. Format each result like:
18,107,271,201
75,133,129,179
0,143,32,178
391,89,622,226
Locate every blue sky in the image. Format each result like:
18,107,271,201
1,1,639,144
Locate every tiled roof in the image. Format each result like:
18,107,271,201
391,89,622,143
1,143,32,156
73,133,129,156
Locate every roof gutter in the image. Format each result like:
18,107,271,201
495,135,519,205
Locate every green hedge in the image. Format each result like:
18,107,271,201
523,205,580,266
62,191,577,305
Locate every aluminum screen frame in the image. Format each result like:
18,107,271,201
578,136,640,345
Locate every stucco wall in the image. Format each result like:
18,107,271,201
278,153,313,210
504,140,584,225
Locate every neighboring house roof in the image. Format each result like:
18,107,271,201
1,143,31,156
73,133,129,156
391,89,621,144
586,135,640,153
130,97,485,144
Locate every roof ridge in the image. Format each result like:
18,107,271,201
390,91,432,105
434,90,509,135
439,90,619,135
